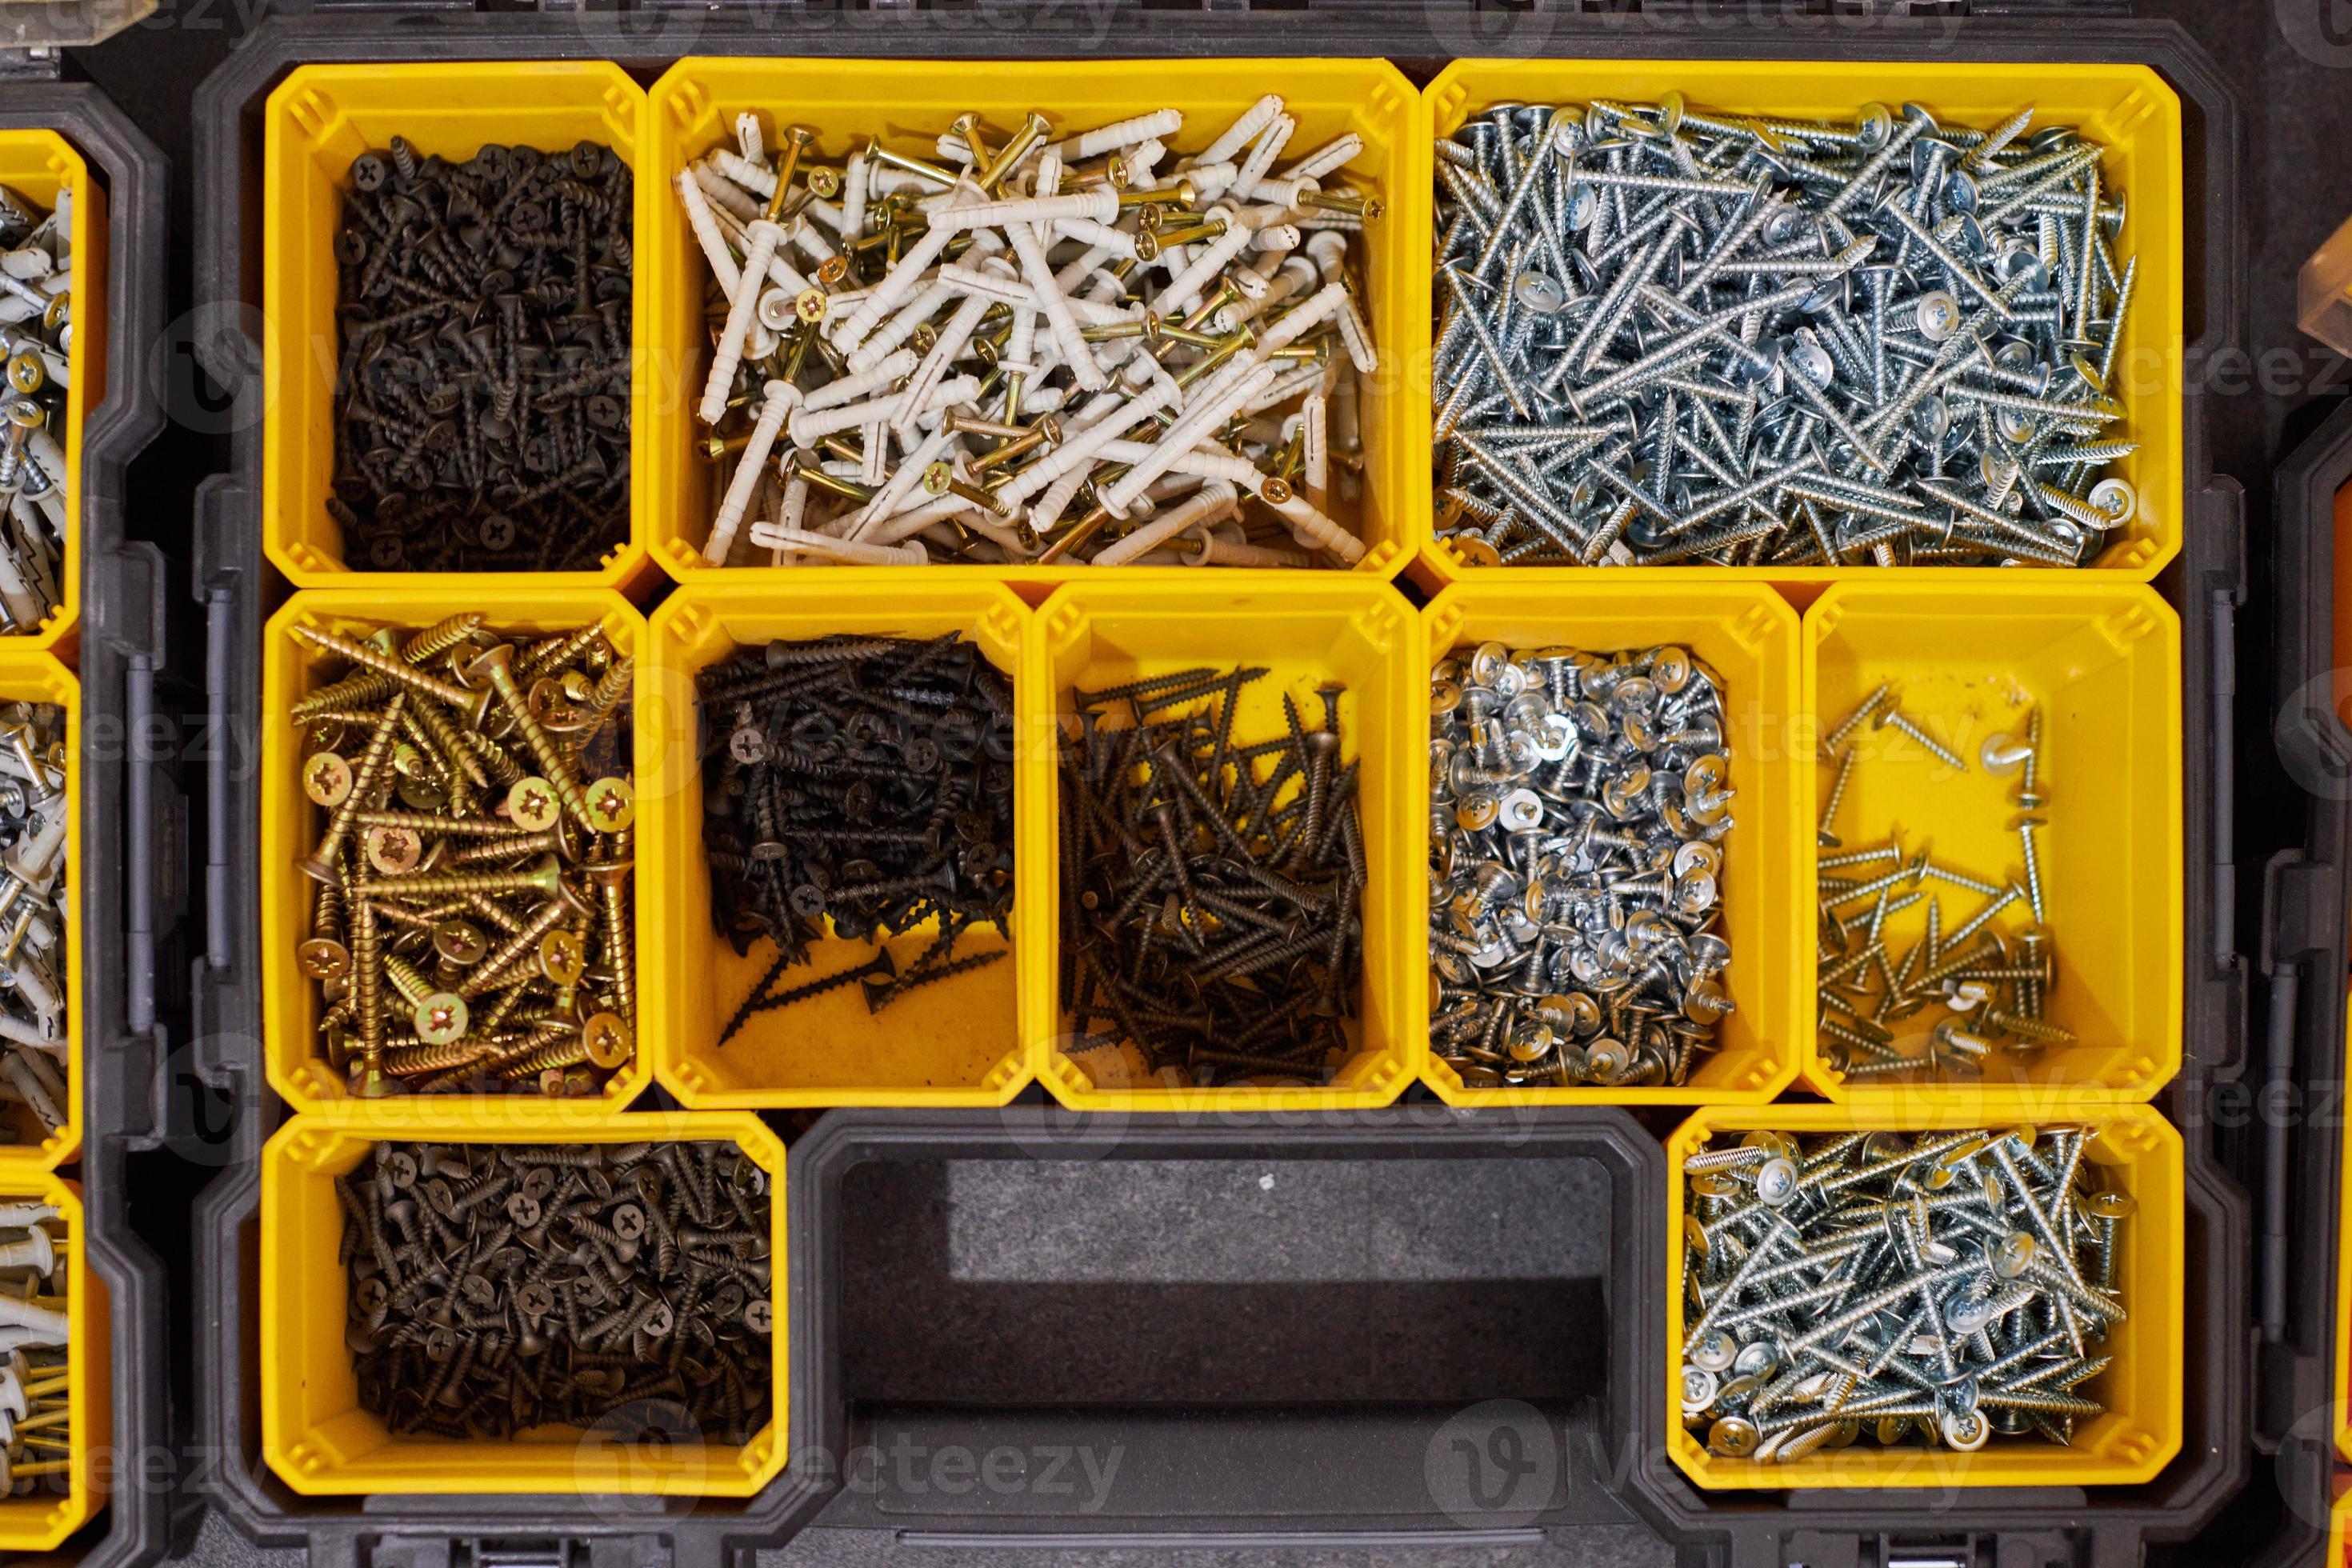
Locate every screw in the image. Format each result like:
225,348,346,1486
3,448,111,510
294,621,635,1098
333,139,630,573
687,104,1373,567
1434,96,2133,568
348,1139,770,1441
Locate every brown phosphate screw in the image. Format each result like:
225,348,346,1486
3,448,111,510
294,620,637,1099
1062,664,1364,1086
346,1138,770,1441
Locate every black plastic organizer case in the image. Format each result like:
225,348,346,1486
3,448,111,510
0,71,182,1568
169,7,2347,1568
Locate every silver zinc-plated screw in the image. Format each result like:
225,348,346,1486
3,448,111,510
1816,691,2063,1080
1431,96,2137,569
1429,640,1733,1090
1681,1124,2126,1462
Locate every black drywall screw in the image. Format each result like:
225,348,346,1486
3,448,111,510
333,140,633,573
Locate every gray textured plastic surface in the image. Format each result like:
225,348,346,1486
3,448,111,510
176,7,2291,1567
0,74,179,1568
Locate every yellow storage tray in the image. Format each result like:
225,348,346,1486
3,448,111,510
260,62,651,593
0,1169,104,1550
1415,579,1806,1106
1803,580,2181,1116
2338,983,2352,1465
0,648,78,1167
1666,1102,2183,1490
640,57,1422,595
1413,58,2184,591
0,130,98,650
258,586,649,1126
259,1110,786,1497
1022,576,1415,1110
642,578,1033,1107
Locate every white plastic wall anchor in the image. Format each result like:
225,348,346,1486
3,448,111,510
1092,439,1260,489
1092,478,1239,567
926,190,1119,233
1256,280,1348,356
1154,219,1257,316
706,380,800,566
1189,533,1306,568
698,218,782,425
678,169,742,298
1227,114,1296,202
841,151,870,244
801,347,918,413
789,374,980,446
1002,378,1181,507
1009,221,1107,392
1258,478,1364,563
1047,109,1184,163
1196,94,1283,167
749,524,926,566
1282,133,1363,185
1051,217,1138,259
849,419,960,538
1100,358,1279,514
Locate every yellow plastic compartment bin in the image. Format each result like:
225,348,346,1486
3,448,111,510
1666,1102,2183,1490
1802,580,2181,1117
642,578,1033,1107
641,58,1423,596
0,1170,106,1549
1022,576,1416,1110
258,587,650,1126
261,62,651,593
0,648,78,1166
2337,985,2352,1464
260,1110,786,1497
1416,580,1806,1106
0,130,98,649
1413,58,2184,591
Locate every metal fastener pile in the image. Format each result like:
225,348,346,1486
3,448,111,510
0,1198,71,1491
0,705,66,1138
1432,98,2138,566
293,615,638,1096
342,1140,773,1442
0,184,69,627
1430,643,1733,1088
333,138,633,571
1681,1126,2131,1460
1060,666,1365,1085
701,633,1016,1042
683,101,1378,567
1816,686,2066,1080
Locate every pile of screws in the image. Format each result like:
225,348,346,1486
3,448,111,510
0,706,66,1137
683,99,1377,567
1431,643,1733,1088
342,1140,772,1442
0,1198,71,1492
699,633,1016,1042
1433,98,2139,567
0,185,69,628
332,138,633,572
293,615,638,1097
1681,1125,2132,1461
1816,684,2066,1081
1060,666,1365,1085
